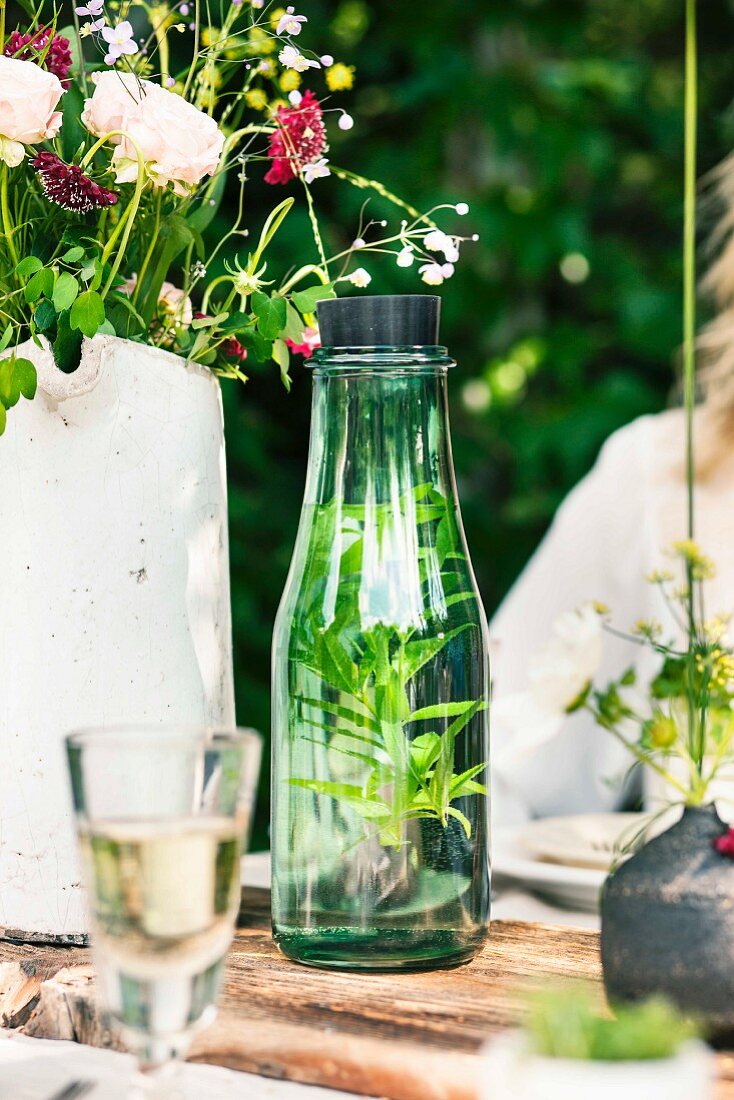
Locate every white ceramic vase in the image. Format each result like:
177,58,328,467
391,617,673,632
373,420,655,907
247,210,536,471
0,335,236,942
479,1035,713,1100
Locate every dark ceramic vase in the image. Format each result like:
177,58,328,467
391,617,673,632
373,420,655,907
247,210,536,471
601,805,734,1030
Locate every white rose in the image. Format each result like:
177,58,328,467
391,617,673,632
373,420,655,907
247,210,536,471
82,72,224,194
529,605,603,712
0,56,63,167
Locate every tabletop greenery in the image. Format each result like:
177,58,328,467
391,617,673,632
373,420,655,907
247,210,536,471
527,987,697,1062
0,0,473,435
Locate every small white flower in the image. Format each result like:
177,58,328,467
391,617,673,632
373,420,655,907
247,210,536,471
179,2,190,13
320,54,334,66
80,17,105,34
302,157,330,183
441,262,455,279
528,606,603,713
75,0,104,14
101,19,138,63
455,202,469,215
352,237,366,249
277,7,307,35
396,247,414,268
288,90,303,106
338,112,354,131
423,228,460,263
279,45,320,72
251,0,264,6
419,262,445,286
348,267,372,288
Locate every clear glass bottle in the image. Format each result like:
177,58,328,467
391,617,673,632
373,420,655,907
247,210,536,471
272,295,490,970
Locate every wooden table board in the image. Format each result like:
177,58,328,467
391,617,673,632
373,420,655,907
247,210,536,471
1,887,732,1100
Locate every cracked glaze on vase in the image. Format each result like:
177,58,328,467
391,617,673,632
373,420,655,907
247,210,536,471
601,805,734,1028
0,335,235,943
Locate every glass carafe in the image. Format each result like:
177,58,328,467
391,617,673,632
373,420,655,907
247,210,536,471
272,295,490,970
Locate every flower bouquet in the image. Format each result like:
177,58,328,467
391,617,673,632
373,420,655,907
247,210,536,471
0,0,474,433
0,0,475,944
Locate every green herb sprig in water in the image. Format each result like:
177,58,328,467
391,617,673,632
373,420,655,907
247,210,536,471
288,483,488,850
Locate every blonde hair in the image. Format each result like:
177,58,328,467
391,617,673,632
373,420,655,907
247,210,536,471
699,152,734,445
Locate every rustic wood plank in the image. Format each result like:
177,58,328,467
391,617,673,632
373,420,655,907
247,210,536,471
0,887,730,1100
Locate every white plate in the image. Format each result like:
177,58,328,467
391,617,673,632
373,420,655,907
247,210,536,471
518,811,655,870
494,825,605,912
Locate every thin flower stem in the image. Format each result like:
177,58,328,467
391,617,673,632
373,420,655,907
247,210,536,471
1,164,19,269
182,0,200,99
133,190,162,306
683,0,701,770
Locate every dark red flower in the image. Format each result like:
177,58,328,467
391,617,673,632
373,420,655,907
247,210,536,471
265,90,328,186
713,828,734,858
4,27,72,87
222,338,248,362
33,153,119,214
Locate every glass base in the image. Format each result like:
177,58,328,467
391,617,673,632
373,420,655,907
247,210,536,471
273,925,488,971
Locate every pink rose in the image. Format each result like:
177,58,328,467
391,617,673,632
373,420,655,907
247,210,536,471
0,56,63,167
82,71,224,194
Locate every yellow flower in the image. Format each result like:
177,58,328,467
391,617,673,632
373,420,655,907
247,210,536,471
326,63,356,92
632,618,662,641
280,69,302,92
245,88,269,111
670,539,716,580
648,714,677,749
201,26,221,47
248,27,276,56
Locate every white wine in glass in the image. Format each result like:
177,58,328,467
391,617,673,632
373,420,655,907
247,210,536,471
66,727,261,1098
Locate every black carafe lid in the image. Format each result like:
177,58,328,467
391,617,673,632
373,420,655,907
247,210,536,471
317,294,441,347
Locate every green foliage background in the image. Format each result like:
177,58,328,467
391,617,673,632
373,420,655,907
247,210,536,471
231,0,734,845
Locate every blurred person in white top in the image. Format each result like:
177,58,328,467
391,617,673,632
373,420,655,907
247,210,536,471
490,159,734,825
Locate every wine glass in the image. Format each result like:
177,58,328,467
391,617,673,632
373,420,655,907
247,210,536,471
66,725,261,1097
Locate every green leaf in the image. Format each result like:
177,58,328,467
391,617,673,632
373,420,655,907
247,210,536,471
252,291,287,340
0,401,6,435
53,310,83,373
272,338,291,390
410,700,480,723
70,290,106,338
0,356,36,409
106,291,146,338
136,215,193,325
409,732,442,777
401,624,471,681
187,167,227,234
288,779,390,821
284,300,305,343
449,763,488,799
62,246,86,264
16,256,42,278
60,81,86,163
217,310,253,336
25,268,54,303
447,807,472,838
53,272,80,313
251,197,294,269
297,696,380,735
0,325,12,354
291,283,335,313
34,299,57,332
12,358,37,400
